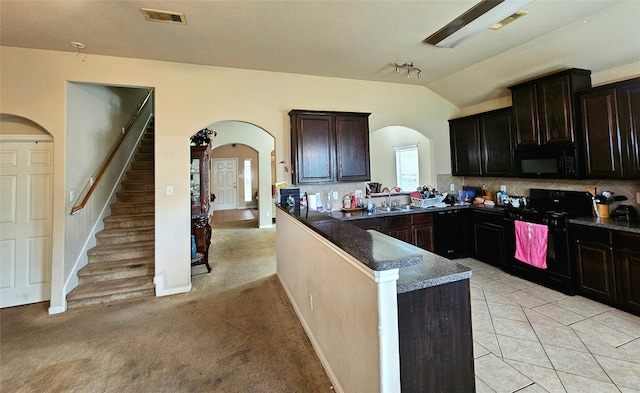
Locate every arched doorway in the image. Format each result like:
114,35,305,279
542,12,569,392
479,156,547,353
0,114,54,307
197,120,275,229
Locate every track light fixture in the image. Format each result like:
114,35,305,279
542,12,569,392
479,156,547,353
394,62,422,79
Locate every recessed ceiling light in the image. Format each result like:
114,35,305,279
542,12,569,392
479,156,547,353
141,8,186,25
489,11,528,30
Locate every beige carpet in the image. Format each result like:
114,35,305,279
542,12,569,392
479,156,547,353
1,226,332,392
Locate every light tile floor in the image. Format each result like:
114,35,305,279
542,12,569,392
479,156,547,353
455,258,640,393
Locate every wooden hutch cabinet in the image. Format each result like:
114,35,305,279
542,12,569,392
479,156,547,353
191,144,212,273
289,110,371,184
510,68,591,147
578,77,640,179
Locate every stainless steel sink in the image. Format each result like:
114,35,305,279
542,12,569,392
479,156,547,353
392,204,416,211
374,205,417,213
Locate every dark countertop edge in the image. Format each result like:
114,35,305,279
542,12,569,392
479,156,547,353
396,252,472,294
569,216,640,234
277,205,424,271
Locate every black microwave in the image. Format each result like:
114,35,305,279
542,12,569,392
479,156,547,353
515,146,581,179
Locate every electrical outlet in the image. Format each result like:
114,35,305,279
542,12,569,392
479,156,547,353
266,211,270,217
500,185,507,192
355,190,363,198
636,192,640,204
450,183,455,191
166,186,173,196
69,190,75,202
308,292,314,310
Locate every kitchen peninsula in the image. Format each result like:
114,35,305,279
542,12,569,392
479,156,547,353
275,206,474,393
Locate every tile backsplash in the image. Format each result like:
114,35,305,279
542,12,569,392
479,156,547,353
437,174,640,210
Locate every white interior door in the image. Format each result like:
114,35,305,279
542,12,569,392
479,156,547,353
1,141,53,308
212,159,237,211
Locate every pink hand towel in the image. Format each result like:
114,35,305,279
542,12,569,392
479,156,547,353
514,220,548,269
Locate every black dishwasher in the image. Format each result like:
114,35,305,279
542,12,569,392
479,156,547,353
433,209,466,259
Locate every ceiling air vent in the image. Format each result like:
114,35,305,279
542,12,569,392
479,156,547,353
141,8,186,25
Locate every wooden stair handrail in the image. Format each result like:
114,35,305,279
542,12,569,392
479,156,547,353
71,89,153,215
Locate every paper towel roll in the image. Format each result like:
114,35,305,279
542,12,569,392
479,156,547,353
308,194,317,210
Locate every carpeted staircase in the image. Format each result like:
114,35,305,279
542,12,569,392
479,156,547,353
67,124,155,308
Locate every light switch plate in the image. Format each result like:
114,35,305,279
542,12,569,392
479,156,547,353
636,192,640,204
166,186,173,196
450,183,455,191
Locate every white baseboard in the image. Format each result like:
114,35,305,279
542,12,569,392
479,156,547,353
48,303,67,315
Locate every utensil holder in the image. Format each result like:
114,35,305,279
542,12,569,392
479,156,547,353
596,204,609,218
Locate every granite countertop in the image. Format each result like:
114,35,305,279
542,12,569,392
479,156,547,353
396,249,472,294
280,206,423,271
277,205,472,292
569,216,640,234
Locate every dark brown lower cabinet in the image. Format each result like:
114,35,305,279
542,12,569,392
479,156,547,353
348,212,434,252
571,225,640,315
614,232,640,313
398,279,475,393
386,215,413,244
412,212,434,252
575,239,617,304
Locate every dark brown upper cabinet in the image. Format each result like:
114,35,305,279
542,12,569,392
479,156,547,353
510,68,592,147
289,110,370,184
449,107,515,177
578,77,640,179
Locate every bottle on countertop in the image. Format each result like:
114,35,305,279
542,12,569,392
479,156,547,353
366,195,374,213
315,193,323,212
343,193,352,209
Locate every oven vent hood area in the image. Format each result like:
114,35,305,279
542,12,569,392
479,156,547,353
424,0,533,48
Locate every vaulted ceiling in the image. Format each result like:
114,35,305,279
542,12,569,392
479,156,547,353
1,0,639,108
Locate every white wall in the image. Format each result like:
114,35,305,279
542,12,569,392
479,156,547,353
1,45,458,306
276,211,400,393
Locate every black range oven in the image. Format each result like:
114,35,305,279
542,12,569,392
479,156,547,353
503,189,593,294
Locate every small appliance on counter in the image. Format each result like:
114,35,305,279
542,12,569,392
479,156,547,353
277,187,300,206
611,205,639,221
367,182,382,194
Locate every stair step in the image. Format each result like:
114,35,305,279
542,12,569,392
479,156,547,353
69,119,156,309
88,241,154,262
116,190,154,202
78,257,154,283
126,171,154,181
120,180,154,191
96,225,155,244
130,161,153,170
104,213,154,228
67,276,155,308
110,201,154,215
134,153,153,161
